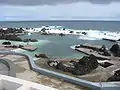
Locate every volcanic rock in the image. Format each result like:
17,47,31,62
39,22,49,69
2,41,11,45
35,53,48,58
47,54,99,75
110,44,120,57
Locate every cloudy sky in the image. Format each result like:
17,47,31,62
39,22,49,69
0,0,120,21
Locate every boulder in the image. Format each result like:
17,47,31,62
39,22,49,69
110,44,120,57
69,31,74,33
18,45,24,48
82,32,87,35
118,39,120,41
30,39,38,42
12,45,18,48
2,41,11,45
59,33,65,37
75,45,81,48
35,53,48,58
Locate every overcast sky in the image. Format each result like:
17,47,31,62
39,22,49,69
0,0,120,21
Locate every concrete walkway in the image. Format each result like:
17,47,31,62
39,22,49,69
0,50,120,90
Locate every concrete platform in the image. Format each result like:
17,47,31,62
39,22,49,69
21,45,37,51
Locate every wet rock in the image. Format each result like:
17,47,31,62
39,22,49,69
107,69,120,81
2,41,11,45
82,32,87,35
35,54,48,58
69,31,74,33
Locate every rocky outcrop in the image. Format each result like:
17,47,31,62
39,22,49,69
18,45,24,48
102,38,116,42
2,41,11,45
79,44,101,51
0,35,22,41
59,33,65,37
23,39,38,42
118,39,120,41
110,44,120,57
0,28,24,41
47,54,99,75
4,45,18,48
81,32,87,35
72,54,98,75
107,69,120,81
35,54,48,58
98,45,111,56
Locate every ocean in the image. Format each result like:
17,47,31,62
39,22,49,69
0,20,119,58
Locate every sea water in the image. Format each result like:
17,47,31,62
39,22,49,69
0,20,119,58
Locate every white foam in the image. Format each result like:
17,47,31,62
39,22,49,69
11,48,26,52
23,26,120,40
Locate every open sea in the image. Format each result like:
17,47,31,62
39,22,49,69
0,20,120,58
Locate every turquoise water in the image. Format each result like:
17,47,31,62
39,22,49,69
16,33,115,58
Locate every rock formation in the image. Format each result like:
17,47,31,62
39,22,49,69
98,45,111,56
47,54,99,75
0,28,24,41
35,54,48,58
110,44,120,57
23,39,38,42
2,41,11,45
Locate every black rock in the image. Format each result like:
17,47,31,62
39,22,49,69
47,54,99,75
2,41,11,45
35,54,48,58
98,45,111,56
59,33,65,37
82,32,87,35
69,31,74,33
117,39,120,41
18,45,24,48
110,44,120,57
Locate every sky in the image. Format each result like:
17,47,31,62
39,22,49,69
0,0,120,21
